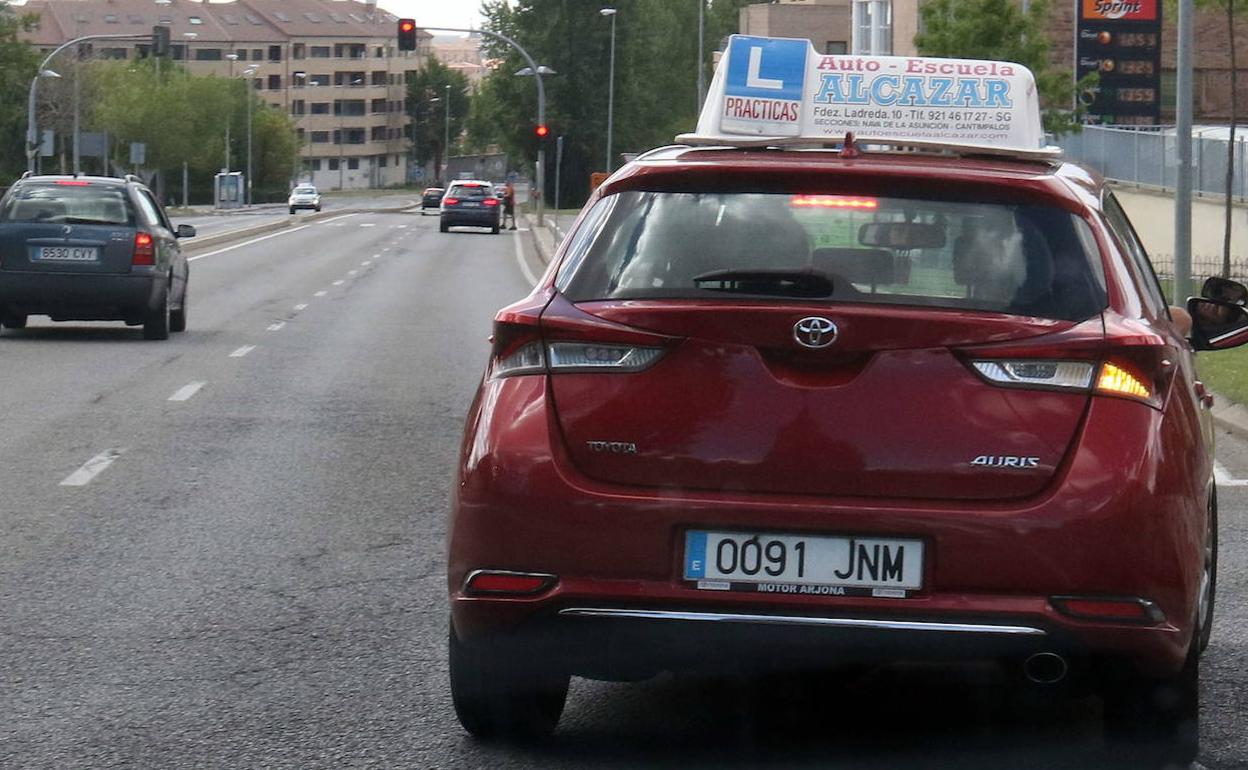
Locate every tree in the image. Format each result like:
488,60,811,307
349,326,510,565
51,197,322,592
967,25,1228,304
405,58,470,183
0,1,39,179
914,0,1095,135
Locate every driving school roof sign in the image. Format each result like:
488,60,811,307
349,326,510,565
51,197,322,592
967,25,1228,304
681,35,1055,158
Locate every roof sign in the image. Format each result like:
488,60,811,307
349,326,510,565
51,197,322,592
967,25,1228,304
679,35,1057,159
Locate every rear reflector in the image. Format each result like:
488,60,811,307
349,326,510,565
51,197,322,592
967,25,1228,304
464,570,557,596
1051,596,1164,624
132,232,155,266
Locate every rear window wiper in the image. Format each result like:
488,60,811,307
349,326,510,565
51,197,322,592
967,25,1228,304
692,269,834,298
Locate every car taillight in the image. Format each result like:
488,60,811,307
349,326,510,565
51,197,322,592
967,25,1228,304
442,197,459,206
132,232,154,265
483,198,499,206
464,570,557,596
968,352,1172,409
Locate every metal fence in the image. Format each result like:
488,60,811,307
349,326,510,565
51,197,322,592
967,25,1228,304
1058,125,1247,200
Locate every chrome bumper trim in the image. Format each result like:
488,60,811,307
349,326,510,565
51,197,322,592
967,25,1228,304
557,608,1047,636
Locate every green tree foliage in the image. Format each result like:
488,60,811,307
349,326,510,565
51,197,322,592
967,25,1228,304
914,0,1094,135
405,58,470,179
90,59,299,202
474,0,730,203
0,1,39,179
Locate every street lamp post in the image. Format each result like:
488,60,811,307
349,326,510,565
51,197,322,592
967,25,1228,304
443,83,451,184
243,65,257,205
600,8,617,172
25,69,61,174
225,53,238,173
697,0,706,111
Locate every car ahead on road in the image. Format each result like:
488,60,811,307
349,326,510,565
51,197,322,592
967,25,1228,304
421,187,445,214
446,41,1241,760
439,180,500,234
288,185,322,214
0,174,193,340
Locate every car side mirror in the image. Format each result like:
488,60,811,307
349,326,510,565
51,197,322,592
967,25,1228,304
1188,297,1248,350
1200,276,1248,303
176,224,196,239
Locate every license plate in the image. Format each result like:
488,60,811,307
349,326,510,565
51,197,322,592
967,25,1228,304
462,202,479,208
684,530,924,597
37,246,99,262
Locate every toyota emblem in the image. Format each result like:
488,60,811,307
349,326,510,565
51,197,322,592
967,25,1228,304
793,316,838,348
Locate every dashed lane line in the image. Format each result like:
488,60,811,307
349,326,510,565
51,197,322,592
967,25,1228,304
229,345,256,358
314,290,328,297
318,214,357,225
60,448,124,487
267,321,286,332
294,303,309,311
168,381,206,402
332,280,344,286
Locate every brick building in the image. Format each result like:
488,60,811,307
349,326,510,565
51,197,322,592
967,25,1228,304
19,0,434,190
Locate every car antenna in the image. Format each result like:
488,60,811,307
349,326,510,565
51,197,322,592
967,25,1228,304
840,132,860,159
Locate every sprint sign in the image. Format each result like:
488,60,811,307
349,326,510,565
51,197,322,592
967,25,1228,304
722,36,807,136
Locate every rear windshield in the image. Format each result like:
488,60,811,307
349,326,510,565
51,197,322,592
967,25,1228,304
294,187,317,194
0,183,134,226
448,184,492,200
557,191,1108,322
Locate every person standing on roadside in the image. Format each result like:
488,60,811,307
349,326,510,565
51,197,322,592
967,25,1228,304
503,181,517,230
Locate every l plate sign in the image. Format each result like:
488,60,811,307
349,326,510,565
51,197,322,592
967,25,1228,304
722,36,807,136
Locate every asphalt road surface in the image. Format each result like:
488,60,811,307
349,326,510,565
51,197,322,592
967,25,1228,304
170,191,423,239
1,212,1244,769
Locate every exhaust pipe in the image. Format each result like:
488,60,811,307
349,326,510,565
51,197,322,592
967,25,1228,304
1023,652,1069,685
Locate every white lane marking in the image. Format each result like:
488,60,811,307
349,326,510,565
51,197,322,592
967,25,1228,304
319,214,357,225
168,381,206,402
60,448,124,487
314,290,328,297
372,253,382,258
230,345,256,358
513,227,538,287
294,303,309,311
332,280,344,286
188,225,311,262
359,223,377,228
1214,460,1248,486
267,321,286,332
381,247,390,252
362,261,372,266
348,269,358,276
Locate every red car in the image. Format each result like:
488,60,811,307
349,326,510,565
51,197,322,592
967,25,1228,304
447,42,1246,757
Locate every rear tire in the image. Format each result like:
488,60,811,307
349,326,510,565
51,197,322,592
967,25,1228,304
1101,648,1200,763
440,221,449,233
448,625,568,741
143,283,171,340
491,223,500,234
170,285,187,333
1,312,27,329
289,207,296,215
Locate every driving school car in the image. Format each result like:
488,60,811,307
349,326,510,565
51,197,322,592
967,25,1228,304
446,37,1238,758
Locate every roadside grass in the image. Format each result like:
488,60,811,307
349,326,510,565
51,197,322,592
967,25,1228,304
1196,346,1248,406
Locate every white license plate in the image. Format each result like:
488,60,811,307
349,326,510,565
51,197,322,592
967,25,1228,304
462,202,479,208
37,246,99,262
684,530,924,596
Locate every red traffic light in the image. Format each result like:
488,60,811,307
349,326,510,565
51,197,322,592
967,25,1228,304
535,125,549,138
397,18,417,51
400,20,415,32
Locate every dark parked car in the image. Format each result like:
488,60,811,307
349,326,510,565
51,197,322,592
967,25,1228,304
440,181,500,234
0,174,193,339
421,187,445,214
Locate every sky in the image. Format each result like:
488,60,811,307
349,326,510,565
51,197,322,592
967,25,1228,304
376,0,487,33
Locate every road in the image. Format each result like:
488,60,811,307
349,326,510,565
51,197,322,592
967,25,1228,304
168,191,424,239
0,212,1244,769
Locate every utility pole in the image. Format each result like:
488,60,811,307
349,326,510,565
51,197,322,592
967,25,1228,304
1174,0,1194,300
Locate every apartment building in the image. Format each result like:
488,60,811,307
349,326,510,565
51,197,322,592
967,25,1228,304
20,0,433,190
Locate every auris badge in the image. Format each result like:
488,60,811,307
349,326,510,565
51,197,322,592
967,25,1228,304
793,316,838,348
971,455,1040,469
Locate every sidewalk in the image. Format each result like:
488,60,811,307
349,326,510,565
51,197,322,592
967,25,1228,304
522,211,563,265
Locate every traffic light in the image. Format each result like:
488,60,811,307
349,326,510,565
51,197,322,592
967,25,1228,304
535,124,549,139
151,25,170,57
397,19,417,51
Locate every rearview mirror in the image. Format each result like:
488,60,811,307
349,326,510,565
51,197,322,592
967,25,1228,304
1200,276,1248,304
858,221,946,250
1188,297,1248,350
176,224,196,239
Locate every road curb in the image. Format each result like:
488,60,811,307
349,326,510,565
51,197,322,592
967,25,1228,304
1211,392,1248,441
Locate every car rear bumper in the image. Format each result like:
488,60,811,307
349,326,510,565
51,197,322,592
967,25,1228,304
442,208,499,227
0,268,162,320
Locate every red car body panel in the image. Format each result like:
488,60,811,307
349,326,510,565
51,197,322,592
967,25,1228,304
448,148,1214,680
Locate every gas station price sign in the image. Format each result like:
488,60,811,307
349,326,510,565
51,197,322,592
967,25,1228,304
1076,0,1163,125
